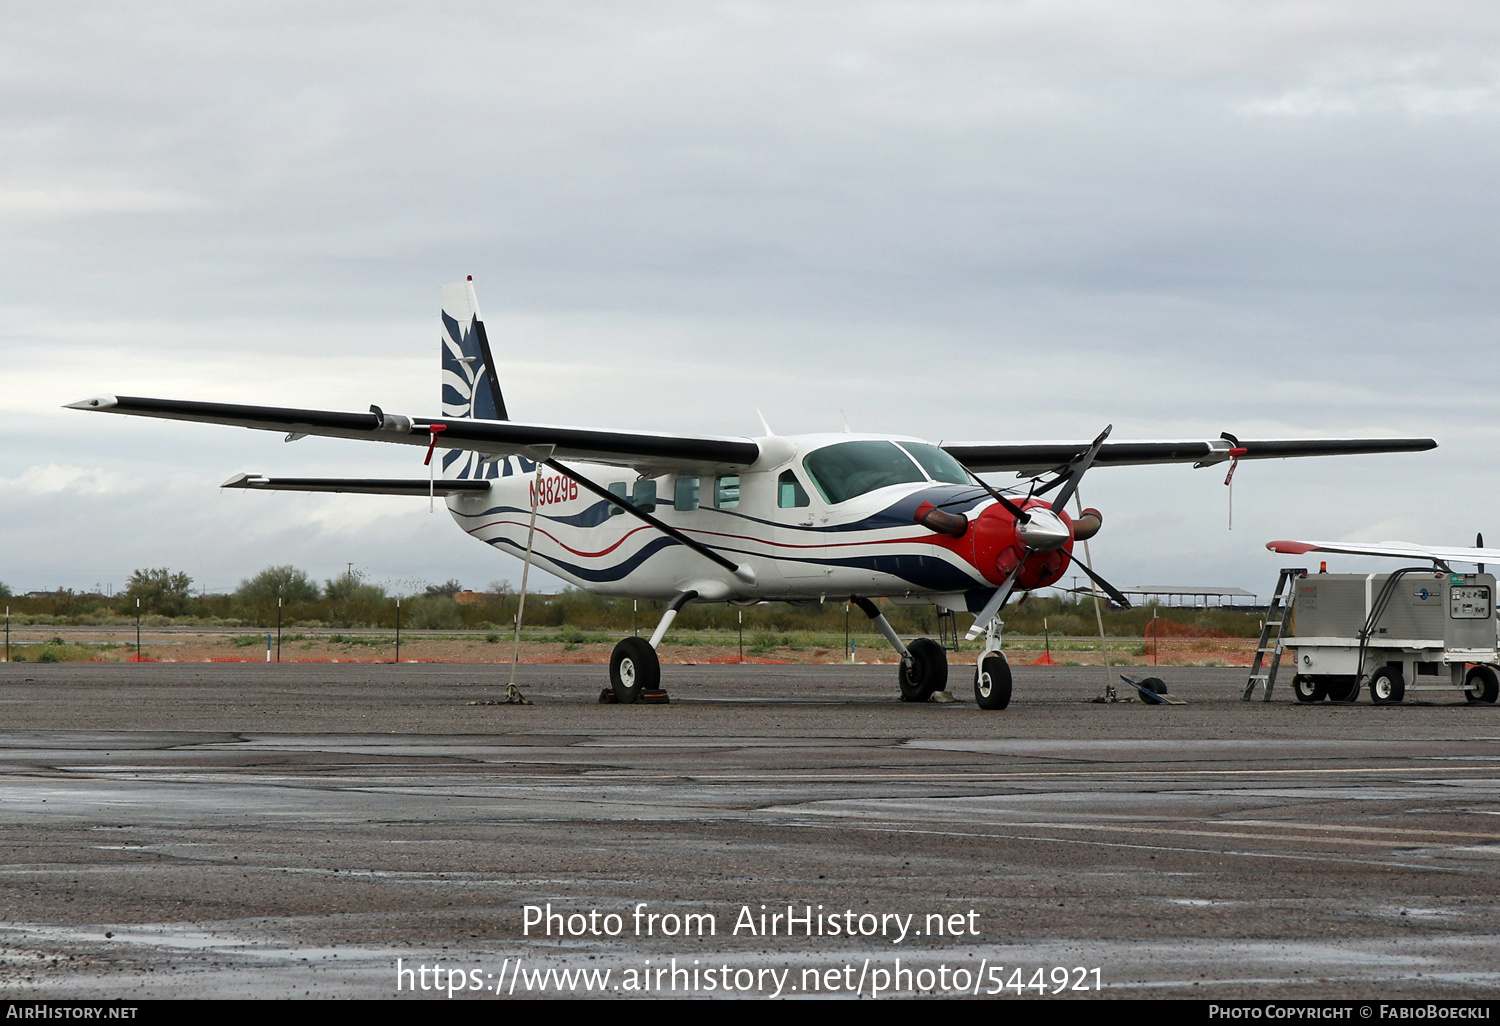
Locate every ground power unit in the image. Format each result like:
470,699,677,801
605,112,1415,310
1288,570,1500,704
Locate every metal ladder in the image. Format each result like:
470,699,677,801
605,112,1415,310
1242,568,1305,701
936,608,960,652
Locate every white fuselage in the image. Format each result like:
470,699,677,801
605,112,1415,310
444,433,1003,607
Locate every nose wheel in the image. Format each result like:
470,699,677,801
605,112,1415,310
974,652,1012,710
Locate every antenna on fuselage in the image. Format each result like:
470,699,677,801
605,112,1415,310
756,407,775,436
840,410,852,433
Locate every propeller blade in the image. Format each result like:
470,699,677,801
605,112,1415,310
961,467,1031,523
1050,424,1112,515
964,555,1029,641
1072,556,1132,609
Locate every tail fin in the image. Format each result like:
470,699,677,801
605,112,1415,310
440,277,507,481
440,277,508,421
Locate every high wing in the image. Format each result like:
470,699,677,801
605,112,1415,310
66,395,761,475
221,474,492,495
943,434,1436,475
1267,539,1500,567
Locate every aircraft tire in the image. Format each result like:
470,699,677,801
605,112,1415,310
610,637,659,704
1293,675,1327,703
899,638,947,702
1369,666,1405,705
973,652,1012,710
1465,665,1500,704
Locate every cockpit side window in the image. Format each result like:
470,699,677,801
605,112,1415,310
777,470,810,508
801,440,925,504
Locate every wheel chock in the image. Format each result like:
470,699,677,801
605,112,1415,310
598,687,619,704
1118,674,1186,705
641,690,670,704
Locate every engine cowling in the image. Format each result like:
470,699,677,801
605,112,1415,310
970,498,1075,590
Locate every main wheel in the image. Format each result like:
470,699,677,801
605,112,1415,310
899,638,948,702
1324,675,1361,703
973,651,1012,710
1293,675,1327,703
1138,676,1169,704
1369,666,1406,705
1465,665,1500,704
609,636,660,704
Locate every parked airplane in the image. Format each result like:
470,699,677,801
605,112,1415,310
69,279,1436,709
1267,538,1500,569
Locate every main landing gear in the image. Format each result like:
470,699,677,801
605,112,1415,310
851,596,1007,707
850,597,945,702
601,591,697,705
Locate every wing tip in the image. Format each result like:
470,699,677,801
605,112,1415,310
65,395,118,411
1267,540,1317,554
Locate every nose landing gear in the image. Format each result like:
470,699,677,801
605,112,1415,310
974,651,1012,710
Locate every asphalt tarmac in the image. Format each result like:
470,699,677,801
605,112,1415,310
1,661,1497,1000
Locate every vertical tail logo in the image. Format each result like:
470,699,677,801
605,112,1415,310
439,278,509,480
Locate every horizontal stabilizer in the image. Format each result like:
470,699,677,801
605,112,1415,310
221,474,491,496
1267,538,1500,567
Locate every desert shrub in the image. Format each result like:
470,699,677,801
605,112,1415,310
236,566,321,606
403,595,462,630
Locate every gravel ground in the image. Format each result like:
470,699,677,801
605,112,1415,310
0,661,1496,1000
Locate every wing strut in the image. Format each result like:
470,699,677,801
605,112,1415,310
540,459,757,584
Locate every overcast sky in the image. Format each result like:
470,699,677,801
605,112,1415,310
3,2,1497,600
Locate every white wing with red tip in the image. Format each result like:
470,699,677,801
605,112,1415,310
1267,539,1500,566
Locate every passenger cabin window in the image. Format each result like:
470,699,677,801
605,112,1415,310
777,470,810,508
674,477,700,511
802,440,925,504
608,481,627,516
632,479,657,511
898,442,970,485
714,475,740,509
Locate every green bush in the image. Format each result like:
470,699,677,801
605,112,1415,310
403,596,462,630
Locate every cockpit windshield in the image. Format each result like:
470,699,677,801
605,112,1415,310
897,442,970,485
801,440,926,504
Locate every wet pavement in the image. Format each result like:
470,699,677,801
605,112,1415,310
0,661,1497,998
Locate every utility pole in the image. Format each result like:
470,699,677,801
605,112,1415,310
135,598,141,661
276,596,283,663
394,598,401,663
